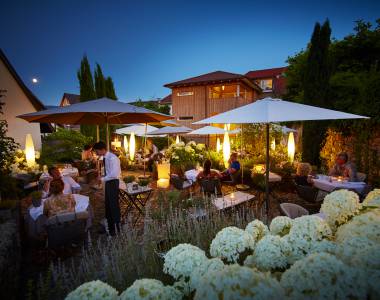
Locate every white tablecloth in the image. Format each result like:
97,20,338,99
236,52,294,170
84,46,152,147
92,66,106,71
213,191,255,210
61,167,79,178
269,172,282,182
29,194,89,221
313,178,366,193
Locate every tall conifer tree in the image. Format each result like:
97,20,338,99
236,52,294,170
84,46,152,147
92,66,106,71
105,77,117,100
94,64,106,98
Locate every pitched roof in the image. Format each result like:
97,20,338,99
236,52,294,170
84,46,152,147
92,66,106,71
245,67,287,79
159,94,172,105
0,48,45,111
60,93,80,106
164,71,261,91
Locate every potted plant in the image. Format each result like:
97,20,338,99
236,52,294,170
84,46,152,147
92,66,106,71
138,178,151,187
123,175,136,184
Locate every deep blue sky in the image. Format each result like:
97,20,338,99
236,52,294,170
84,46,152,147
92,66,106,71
1,0,379,105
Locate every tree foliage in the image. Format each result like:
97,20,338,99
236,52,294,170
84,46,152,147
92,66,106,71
133,99,170,115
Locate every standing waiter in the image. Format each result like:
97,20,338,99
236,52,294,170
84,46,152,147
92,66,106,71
93,141,121,236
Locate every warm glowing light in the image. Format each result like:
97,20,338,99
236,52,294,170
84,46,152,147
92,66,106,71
223,130,230,168
222,85,225,91
157,178,170,189
287,132,295,163
271,138,276,151
25,134,36,167
111,137,121,148
32,78,38,83
175,135,180,144
216,137,221,152
129,132,136,161
253,164,265,174
123,136,128,153
157,162,170,180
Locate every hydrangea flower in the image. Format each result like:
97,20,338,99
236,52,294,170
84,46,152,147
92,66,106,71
289,215,332,241
281,253,366,300
210,226,255,262
363,189,380,207
119,279,181,300
189,258,225,291
244,235,290,271
269,216,292,236
245,219,269,242
65,280,118,300
194,264,284,300
321,189,361,231
335,236,376,264
163,243,208,280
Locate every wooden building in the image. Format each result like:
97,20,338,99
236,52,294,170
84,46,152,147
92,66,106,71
245,67,287,98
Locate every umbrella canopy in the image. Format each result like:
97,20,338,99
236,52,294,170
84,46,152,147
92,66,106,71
18,97,172,125
271,124,297,134
115,124,159,136
187,126,225,135
194,97,368,124
148,125,192,136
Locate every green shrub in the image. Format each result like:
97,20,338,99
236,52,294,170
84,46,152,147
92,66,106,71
123,175,135,183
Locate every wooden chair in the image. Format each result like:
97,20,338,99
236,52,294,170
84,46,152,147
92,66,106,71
280,203,309,219
295,183,319,203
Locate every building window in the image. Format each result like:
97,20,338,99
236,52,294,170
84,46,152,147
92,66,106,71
259,79,273,92
209,84,238,99
178,116,193,120
177,91,194,97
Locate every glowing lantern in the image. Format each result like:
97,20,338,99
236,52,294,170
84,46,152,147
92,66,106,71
271,138,276,151
129,132,136,161
223,130,230,168
175,135,180,144
25,134,36,167
253,164,265,174
157,162,171,188
287,132,295,163
216,137,221,152
123,136,128,153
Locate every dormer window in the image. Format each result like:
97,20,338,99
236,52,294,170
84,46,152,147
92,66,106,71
259,79,273,92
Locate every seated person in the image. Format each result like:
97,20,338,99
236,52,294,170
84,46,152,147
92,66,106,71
81,144,94,161
43,179,76,218
328,152,358,182
148,152,164,172
197,159,222,180
42,166,81,198
221,152,241,181
295,163,313,186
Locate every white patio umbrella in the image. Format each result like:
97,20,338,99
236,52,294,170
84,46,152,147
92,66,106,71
194,97,369,212
115,124,159,136
18,97,172,149
187,126,226,135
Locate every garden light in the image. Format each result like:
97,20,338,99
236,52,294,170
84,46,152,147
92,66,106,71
271,138,276,151
129,132,135,161
223,128,230,168
288,132,295,163
25,134,36,167
175,135,180,144
123,135,128,153
253,164,265,174
216,137,221,152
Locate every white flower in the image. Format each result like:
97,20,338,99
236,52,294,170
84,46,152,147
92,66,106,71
196,143,205,151
281,253,366,300
336,208,380,244
351,245,380,270
335,236,377,265
210,226,255,263
194,264,284,300
184,146,193,153
189,258,225,291
321,189,361,231
289,215,332,241
363,189,380,207
163,243,208,280
245,219,269,242
269,216,292,236
65,280,118,300
186,141,196,147
244,235,290,271
119,279,181,300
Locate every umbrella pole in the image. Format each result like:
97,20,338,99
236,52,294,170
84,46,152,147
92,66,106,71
237,124,249,191
265,123,270,215
143,123,147,177
96,125,100,142
106,123,110,151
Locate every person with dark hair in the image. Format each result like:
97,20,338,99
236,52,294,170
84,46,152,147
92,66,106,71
329,152,358,181
82,144,94,161
196,159,221,180
221,152,241,181
93,141,121,236
42,166,81,198
43,178,76,218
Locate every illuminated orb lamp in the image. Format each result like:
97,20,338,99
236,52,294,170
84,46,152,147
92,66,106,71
175,135,180,144
253,164,265,174
123,136,129,153
111,137,121,148
129,132,136,161
287,132,295,163
223,130,230,168
271,138,276,151
25,134,36,167
157,162,170,188
216,137,221,152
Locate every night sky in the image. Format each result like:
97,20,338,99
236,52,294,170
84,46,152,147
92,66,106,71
1,0,379,106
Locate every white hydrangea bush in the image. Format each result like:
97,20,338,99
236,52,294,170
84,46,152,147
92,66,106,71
335,236,377,264
65,280,118,300
281,253,367,300
245,219,269,242
244,235,290,271
189,258,225,291
210,226,255,262
119,279,181,300
194,264,284,300
363,188,380,207
289,215,332,241
269,216,292,236
163,243,208,280
320,189,361,230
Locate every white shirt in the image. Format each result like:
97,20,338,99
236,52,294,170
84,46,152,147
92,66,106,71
102,151,121,182
42,175,81,198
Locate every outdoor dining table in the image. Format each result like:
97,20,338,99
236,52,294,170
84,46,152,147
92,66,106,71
313,176,366,194
213,191,255,210
119,183,153,221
